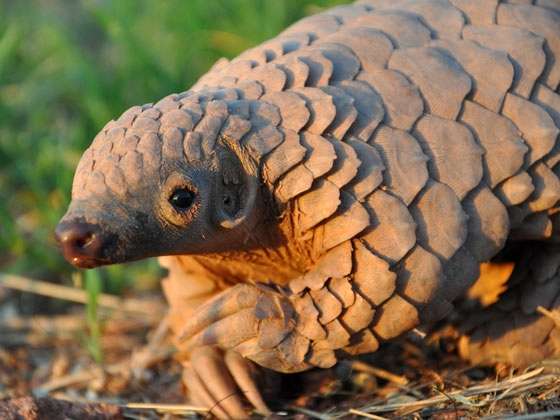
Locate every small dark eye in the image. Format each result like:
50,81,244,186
169,188,195,210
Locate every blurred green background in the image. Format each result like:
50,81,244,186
0,0,347,297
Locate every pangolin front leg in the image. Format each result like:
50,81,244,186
160,257,271,417
179,283,313,373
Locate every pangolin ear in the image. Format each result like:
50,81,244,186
213,136,259,230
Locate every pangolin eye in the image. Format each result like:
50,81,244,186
169,188,195,210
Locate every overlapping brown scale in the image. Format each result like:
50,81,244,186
309,287,343,324
137,132,162,172
178,98,203,124
192,100,228,155
276,32,311,55
291,87,336,135
119,150,143,187
347,10,432,49
361,189,416,265
410,180,468,261
336,80,385,142
277,333,310,368
460,101,528,188
397,245,446,311
274,164,314,203
280,13,341,40
449,0,499,25
326,139,361,189
545,142,560,170
300,132,337,178
275,59,309,89
312,191,371,253
389,47,472,120
242,124,284,163
369,126,428,205
292,293,326,341
240,100,284,161
282,49,333,87
319,86,357,140
314,43,360,84
261,91,310,132
290,241,353,293
237,63,287,94
113,135,141,164
525,163,560,213
502,93,559,165
352,240,397,306
327,277,355,308
440,246,480,302
344,138,384,202
182,132,203,164
103,128,124,152
371,293,420,340
340,292,375,334
494,172,535,207
532,84,560,128
463,25,546,99
312,319,351,350
319,28,394,72
498,3,560,91
430,39,514,112
357,70,423,131
250,101,282,127
359,0,465,40
220,115,252,144
262,128,306,185
342,329,379,356
294,179,341,233
160,109,196,133
307,347,337,368
235,80,264,100
414,116,483,201
463,186,509,262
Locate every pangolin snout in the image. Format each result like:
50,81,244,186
55,221,108,268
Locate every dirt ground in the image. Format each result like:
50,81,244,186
0,282,559,419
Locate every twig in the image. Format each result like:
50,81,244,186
351,361,408,386
0,273,163,316
348,408,389,419
125,402,208,414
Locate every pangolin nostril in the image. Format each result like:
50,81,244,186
55,221,105,265
73,232,94,249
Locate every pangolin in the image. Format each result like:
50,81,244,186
56,0,560,417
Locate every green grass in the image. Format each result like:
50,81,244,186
0,0,347,295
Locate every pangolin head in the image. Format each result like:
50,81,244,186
56,93,261,268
